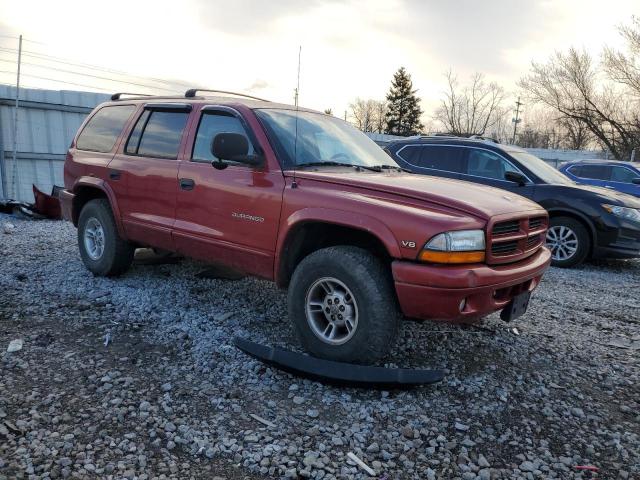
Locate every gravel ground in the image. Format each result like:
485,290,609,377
1,215,639,480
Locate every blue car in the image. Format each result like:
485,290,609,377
560,160,640,197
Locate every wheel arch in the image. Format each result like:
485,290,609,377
546,208,595,256
275,209,400,288
72,177,125,237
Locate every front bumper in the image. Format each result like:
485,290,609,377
392,247,552,321
593,219,640,259
59,189,75,223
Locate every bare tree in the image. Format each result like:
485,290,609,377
520,16,640,160
434,71,506,136
349,98,387,133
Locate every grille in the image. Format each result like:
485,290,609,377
526,234,541,250
492,220,520,235
529,217,545,230
492,240,519,256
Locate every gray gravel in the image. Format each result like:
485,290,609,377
1,215,639,479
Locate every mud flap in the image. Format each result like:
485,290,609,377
234,337,444,388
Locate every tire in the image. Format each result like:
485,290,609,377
77,198,134,276
287,246,401,364
546,216,590,268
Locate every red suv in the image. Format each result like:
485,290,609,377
61,89,551,364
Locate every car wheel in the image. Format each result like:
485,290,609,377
78,199,134,276
288,246,401,364
546,216,590,268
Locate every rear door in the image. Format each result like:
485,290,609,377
108,103,191,250
567,164,611,189
459,147,535,198
173,105,285,279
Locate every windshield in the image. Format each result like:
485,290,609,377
255,109,399,169
507,150,574,185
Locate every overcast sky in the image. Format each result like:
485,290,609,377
0,0,637,121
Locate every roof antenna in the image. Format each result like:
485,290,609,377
292,45,301,189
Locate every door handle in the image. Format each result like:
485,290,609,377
109,169,121,180
180,178,195,191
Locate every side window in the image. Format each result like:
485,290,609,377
76,105,136,153
416,146,464,173
573,164,610,180
610,166,637,183
397,145,422,165
125,110,189,159
466,149,520,180
192,112,254,163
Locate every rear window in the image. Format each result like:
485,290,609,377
125,110,189,159
76,105,136,153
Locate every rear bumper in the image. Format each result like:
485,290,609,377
392,247,551,321
59,189,75,223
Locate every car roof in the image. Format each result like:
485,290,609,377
562,159,639,168
106,92,320,114
386,136,519,153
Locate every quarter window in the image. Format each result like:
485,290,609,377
397,145,422,165
76,105,136,153
466,149,520,180
125,110,189,159
192,111,254,163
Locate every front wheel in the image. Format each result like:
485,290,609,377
287,246,401,364
545,216,590,268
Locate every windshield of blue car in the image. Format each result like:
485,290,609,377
255,109,399,169
507,150,574,185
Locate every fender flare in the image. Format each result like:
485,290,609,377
274,207,401,283
73,177,126,237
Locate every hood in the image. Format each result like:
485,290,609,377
290,170,543,219
538,183,640,208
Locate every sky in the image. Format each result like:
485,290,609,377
0,0,637,122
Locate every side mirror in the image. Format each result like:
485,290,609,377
211,133,263,169
504,171,527,186
632,178,640,185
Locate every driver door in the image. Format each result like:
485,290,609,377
173,106,285,278
460,148,534,198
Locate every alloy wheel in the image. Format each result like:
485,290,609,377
546,225,579,262
305,277,359,345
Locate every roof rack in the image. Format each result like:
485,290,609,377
111,92,153,101
184,88,270,102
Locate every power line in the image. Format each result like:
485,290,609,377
0,57,179,93
0,46,191,89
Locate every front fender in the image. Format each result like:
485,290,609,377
73,176,125,237
274,207,401,284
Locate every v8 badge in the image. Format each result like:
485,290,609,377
401,240,416,249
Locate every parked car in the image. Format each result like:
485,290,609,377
559,160,640,197
385,136,640,268
61,91,551,364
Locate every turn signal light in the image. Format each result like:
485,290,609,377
418,250,486,264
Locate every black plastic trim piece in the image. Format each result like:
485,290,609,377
233,337,444,388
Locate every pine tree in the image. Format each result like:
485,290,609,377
384,67,424,136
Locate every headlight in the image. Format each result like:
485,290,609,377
602,204,640,223
418,230,486,264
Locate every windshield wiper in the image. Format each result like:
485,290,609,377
375,164,413,173
297,161,383,172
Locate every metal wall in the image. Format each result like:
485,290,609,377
0,84,109,202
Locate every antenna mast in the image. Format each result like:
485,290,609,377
292,45,301,189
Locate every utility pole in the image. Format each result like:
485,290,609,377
9,34,22,200
511,97,523,145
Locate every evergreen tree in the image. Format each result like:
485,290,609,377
384,67,424,136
